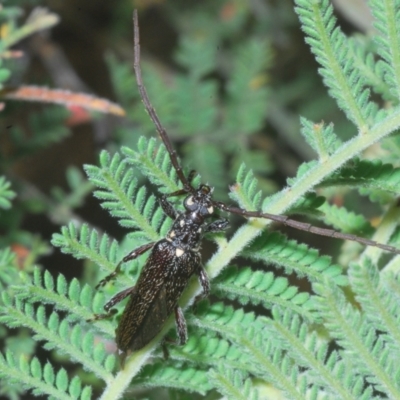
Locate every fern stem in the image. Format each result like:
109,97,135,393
99,350,150,400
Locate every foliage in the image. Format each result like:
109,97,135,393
2,1,400,400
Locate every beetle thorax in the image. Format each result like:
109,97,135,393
166,185,214,252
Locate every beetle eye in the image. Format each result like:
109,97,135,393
199,184,210,194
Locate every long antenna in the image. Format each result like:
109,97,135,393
214,201,400,255
132,10,400,256
133,10,190,190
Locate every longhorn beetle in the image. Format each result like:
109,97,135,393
93,10,400,368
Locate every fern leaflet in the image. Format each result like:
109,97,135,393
0,350,92,400
295,0,376,128
0,292,115,380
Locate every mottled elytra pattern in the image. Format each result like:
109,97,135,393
115,240,201,352
93,10,400,369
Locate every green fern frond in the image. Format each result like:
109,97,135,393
106,53,139,107
170,304,272,376
348,37,394,102
320,159,400,198
170,332,245,366
13,268,113,337
184,141,226,194
0,248,18,289
175,35,218,77
284,160,319,187
244,231,347,285
224,38,270,135
267,306,372,400
370,0,400,100
208,364,259,400
295,0,375,128
172,74,218,136
122,138,184,194
0,59,11,92
349,259,400,356
51,166,94,210
319,202,373,236
133,362,211,395
213,265,315,322
181,303,262,372
132,63,177,133
313,282,400,398
165,302,329,398
229,163,262,210
11,1,400,398
0,350,92,400
167,331,254,377
51,223,126,279
84,150,166,238
192,301,262,331
233,326,307,399
0,292,115,380
0,176,15,209
288,192,326,217
381,269,400,297
300,117,342,160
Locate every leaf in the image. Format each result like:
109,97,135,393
209,364,259,400
300,117,342,159
0,176,15,210
370,0,400,100
3,86,125,116
244,231,347,285
134,363,211,395
224,38,271,135
85,150,168,239
0,351,91,400
213,264,316,322
321,159,400,202
295,0,376,127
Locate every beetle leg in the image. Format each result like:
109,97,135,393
96,241,155,288
160,306,188,358
159,195,178,219
88,285,137,322
175,306,188,345
194,266,210,304
204,218,229,233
